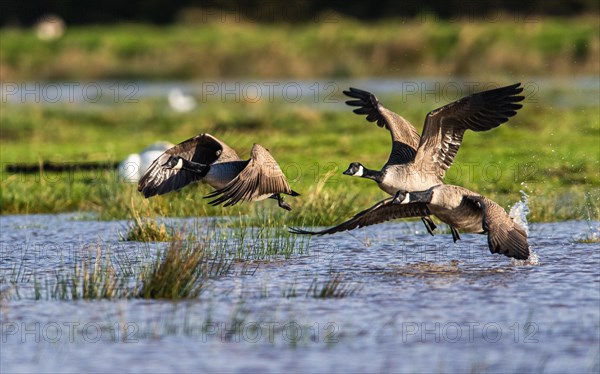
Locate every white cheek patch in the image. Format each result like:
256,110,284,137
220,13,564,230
400,194,411,204
353,165,364,177
173,158,184,170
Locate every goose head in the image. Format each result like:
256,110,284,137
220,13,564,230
343,162,365,177
392,190,433,204
162,156,184,170
392,191,409,204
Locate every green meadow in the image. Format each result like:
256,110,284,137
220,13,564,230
1,88,598,224
1,17,599,225
1,16,598,80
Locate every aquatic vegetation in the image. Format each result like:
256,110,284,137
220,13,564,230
123,206,173,242
13,238,234,301
134,239,231,300
307,273,362,298
577,235,600,244
33,245,127,300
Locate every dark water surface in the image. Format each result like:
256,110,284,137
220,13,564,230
1,214,599,373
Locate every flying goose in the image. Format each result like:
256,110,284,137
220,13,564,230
342,84,525,194
138,133,299,210
290,184,529,260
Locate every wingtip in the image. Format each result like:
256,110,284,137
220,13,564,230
288,227,310,235
489,227,530,260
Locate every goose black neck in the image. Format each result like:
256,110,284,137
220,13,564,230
361,167,384,183
408,190,433,203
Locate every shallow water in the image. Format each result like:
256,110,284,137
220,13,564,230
1,214,599,373
3,76,599,108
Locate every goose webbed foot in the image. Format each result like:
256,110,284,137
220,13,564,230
450,226,461,243
421,217,437,236
272,194,292,211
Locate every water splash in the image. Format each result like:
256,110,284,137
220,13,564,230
509,190,539,265
576,192,600,243
509,190,530,235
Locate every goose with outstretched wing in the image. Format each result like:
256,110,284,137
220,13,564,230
291,184,529,260
138,133,299,210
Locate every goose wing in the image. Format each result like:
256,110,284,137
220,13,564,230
344,87,420,165
464,196,530,260
415,83,524,179
138,133,239,198
205,144,295,207
290,198,430,235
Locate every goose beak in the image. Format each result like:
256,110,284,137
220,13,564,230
342,168,353,175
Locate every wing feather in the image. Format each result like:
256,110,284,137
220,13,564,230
290,198,431,235
137,133,239,198
206,144,294,207
415,83,524,179
464,195,530,260
344,87,420,165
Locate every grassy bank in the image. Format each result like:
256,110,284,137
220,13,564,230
1,85,598,224
1,16,599,80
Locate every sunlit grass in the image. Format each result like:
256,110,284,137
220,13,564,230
1,94,598,223
122,201,174,242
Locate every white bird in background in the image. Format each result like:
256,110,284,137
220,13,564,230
168,88,197,112
119,141,174,182
35,15,66,41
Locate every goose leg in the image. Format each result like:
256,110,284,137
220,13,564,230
450,227,461,243
421,217,437,236
272,194,292,211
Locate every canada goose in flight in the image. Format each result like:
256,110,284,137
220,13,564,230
138,133,299,210
342,83,525,194
290,184,529,260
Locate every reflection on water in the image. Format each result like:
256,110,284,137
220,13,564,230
1,214,599,373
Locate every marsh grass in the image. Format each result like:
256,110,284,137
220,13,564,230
135,239,231,299
1,89,598,224
34,244,127,300
1,17,598,80
307,274,362,298
197,211,311,260
227,227,310,260
23,238,233,301
577,236,600,244
122,201,174,242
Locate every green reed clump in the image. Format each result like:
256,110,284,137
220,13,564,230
577,236,600,244
135,239,231,300
123,202,174,242
37,245,127,300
